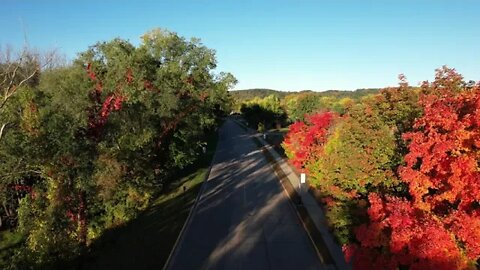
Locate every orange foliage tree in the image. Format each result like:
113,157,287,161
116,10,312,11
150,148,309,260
282,111,337,171
346,67,480,269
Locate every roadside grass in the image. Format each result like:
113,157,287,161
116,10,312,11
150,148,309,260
0,230,23,267
79,131,219,270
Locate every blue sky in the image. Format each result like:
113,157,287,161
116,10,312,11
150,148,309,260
1,0,479,91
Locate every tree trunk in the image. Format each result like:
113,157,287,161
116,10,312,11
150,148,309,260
3,202,11,218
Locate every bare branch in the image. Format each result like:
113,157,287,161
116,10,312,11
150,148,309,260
12,65,38,90
0,169,43,178
0,123,6,141
4,63,21,94
0,46,57,143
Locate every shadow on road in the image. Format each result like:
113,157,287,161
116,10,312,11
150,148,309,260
168,119,322,270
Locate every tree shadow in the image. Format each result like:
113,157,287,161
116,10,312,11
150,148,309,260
68,133,220,270
167,120,322,269
75,172,205,270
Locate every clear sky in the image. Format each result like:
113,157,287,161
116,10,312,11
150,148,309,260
1,0,479,91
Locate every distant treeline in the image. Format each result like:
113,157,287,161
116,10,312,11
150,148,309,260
232,88,392,131
230,88,382,102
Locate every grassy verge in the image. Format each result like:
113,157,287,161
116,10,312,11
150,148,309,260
0,230,23,267
79,131,219,270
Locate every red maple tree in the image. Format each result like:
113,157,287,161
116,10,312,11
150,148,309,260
282,111,337,171
346,67,480,269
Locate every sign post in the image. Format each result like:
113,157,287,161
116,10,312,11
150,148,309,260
300,172,306,195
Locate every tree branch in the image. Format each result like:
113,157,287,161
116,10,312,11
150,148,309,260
0,123,6,141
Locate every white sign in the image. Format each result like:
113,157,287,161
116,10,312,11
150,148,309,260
300,173,306,184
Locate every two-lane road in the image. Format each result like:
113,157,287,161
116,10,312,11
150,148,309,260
166,119,324,270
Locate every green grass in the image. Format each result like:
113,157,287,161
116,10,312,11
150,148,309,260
0,230,24,267
78,131,219,270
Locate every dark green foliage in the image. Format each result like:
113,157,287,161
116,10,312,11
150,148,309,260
240,95,287,130
0,230,23,267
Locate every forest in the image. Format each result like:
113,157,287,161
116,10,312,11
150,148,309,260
236,68,480,269
0,28,235,269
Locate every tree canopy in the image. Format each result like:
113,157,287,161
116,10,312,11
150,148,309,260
283,67,480,269
0,28,235,268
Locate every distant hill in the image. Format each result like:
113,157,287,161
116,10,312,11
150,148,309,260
229,89,293,100
313,88,382,99
230,88,382,102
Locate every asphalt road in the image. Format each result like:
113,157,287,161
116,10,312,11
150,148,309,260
166,119,324,270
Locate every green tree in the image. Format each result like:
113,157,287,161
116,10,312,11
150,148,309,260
1,28,235,268
283,78,421,245
0,47,47,231
240,94,286,129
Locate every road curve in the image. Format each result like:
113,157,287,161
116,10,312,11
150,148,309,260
166,119,324,270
